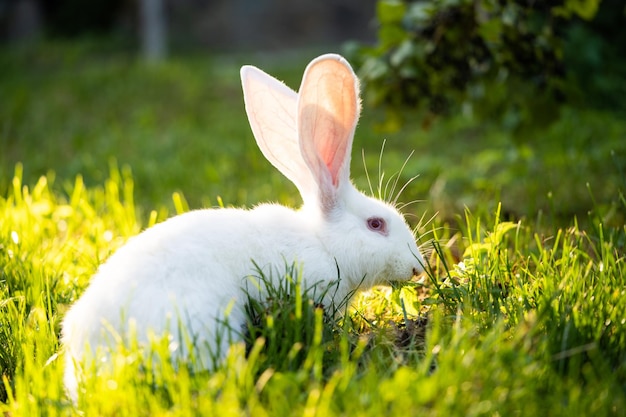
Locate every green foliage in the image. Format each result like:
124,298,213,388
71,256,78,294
1,41,625,414
1,167,625,414
351,0,623,131
0,162,141,403
2,41,625,223
0,40,306,211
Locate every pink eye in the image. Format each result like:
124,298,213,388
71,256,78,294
367,217,388,235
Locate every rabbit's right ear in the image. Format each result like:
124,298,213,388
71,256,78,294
297,54,361,213
241,66,316,202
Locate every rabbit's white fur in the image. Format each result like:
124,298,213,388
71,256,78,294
61,54,424,399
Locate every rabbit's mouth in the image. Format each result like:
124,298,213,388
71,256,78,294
390,266,424,284
378,270,419,289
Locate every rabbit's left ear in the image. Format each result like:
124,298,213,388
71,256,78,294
298,54,361,211
241,65,317,202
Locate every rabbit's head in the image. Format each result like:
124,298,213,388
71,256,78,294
241,54,424,293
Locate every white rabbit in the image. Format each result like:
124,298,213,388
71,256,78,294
61,53,425,399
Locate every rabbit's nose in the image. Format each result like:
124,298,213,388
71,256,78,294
412,267,422,276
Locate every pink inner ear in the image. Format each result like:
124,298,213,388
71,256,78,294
298,59,359,189
312,96,351,186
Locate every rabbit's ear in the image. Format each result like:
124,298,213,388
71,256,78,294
241,66,316,201
297,54,361,212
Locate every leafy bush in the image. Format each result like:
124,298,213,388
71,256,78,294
352,0,626,131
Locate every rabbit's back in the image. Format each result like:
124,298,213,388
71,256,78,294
62,204,329,398
62,205,328,361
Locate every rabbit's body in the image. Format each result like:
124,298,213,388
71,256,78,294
62,205,324,395
62,54,424,400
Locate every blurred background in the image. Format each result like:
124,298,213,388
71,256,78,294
1,0,625,227
1,0,378,54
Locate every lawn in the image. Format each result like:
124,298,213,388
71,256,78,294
1,41,625,415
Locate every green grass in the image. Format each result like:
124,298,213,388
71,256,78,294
1,40,625,223
1,41,625,415
1,167,624,415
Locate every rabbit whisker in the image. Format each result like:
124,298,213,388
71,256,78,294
366,140,419,205
397,199,426,212
418,240,436,256
361,148,375,198
411,211,438,233
377,139,387,201
391,150,416,206
393,180,422,209
383,172,397,203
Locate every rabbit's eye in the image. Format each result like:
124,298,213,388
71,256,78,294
367,217,388,236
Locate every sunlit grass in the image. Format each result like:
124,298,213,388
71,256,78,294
1,41,625,415
1,163,624,415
